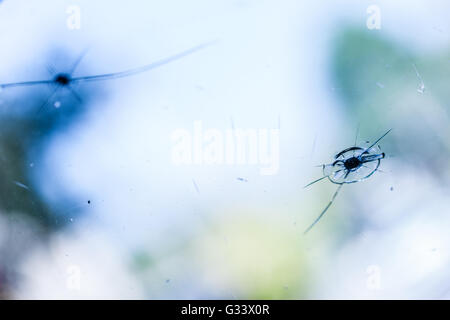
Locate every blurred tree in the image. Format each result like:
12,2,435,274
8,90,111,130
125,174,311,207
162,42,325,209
331,28,450,179
0,49,102,297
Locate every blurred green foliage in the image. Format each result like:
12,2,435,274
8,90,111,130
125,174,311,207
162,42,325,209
331,28,450,178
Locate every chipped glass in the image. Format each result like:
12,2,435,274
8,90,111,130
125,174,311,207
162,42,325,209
304,129,391,234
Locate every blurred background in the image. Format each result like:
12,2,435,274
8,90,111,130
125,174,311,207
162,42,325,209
0,0,449,299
